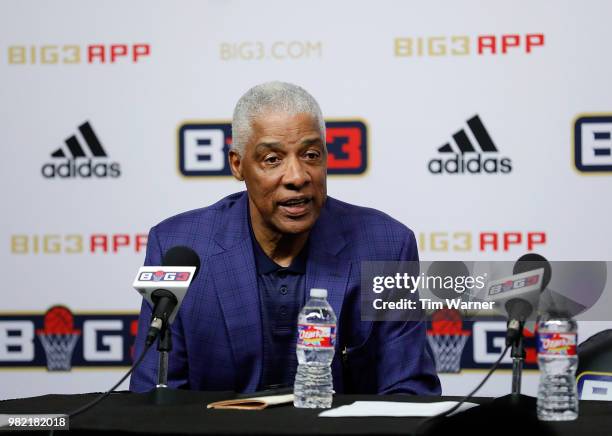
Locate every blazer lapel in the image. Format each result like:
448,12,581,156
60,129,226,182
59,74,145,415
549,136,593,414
209,193,262,392
305,200,351,323
305,252,352,323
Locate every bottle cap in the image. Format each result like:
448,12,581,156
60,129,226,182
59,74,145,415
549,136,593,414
310,288,328,298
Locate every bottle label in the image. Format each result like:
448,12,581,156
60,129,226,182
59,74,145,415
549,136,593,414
297,324,336,348
537,332,577,356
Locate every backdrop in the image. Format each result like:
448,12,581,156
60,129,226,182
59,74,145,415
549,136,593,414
2,0,611,400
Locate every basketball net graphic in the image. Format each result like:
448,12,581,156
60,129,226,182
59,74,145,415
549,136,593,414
426,308,471,373
36,306,81,371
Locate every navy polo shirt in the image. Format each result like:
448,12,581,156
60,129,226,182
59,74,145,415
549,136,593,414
249,221,308,389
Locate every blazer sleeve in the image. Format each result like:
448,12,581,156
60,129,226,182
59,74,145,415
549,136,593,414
361,230,441,395
129,226,190,392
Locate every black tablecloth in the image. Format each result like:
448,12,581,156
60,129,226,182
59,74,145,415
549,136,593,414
0,390,611,435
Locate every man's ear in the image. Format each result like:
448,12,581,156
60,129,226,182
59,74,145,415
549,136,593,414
228,149,244,181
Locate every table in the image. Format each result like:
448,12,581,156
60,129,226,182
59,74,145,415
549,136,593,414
0,391,610,435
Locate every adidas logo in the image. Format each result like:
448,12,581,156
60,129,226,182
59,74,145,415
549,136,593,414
428,115,512,174
41,121,121,178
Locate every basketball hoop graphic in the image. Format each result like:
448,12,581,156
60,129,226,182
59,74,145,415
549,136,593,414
36,306,81,371
426,308,471,373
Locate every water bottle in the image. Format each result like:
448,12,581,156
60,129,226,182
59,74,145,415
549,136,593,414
536,313,579,421
294,288,336,408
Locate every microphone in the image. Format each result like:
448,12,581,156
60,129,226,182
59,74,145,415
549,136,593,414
485,253,551,345
425,261,471,301
507,253,551,344
132,246,201,346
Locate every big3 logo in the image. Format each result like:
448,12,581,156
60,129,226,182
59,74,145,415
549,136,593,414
178,120,368,176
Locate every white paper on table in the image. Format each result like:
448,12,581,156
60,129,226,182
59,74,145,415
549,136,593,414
319,401,479,418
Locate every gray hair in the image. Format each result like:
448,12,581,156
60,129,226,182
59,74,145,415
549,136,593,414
231,81,325,155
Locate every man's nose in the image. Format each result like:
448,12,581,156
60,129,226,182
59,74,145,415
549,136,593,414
282,155,309,189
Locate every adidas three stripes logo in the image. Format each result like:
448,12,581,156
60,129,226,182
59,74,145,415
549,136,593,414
41,121,121,178
428,114,512,174
438,115,498,154
50,122,108,158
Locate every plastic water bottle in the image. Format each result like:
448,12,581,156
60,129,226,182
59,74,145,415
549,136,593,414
536,313,579,421
294,288,336,408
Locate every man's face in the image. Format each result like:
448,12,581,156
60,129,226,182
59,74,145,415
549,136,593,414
229,111,327,236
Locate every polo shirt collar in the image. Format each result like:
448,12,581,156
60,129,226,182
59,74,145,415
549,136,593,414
248,210,308,275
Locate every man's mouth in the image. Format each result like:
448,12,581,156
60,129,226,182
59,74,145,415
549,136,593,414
278,197,312,216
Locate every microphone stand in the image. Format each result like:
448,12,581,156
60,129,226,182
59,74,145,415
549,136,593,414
509,321,526,400
156,327,172,388
147,325,200,406
492,320,534,410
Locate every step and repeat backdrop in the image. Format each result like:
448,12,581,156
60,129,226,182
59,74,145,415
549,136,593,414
1,0,611,400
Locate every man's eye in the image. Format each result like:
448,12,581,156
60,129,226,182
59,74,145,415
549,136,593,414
305,151,320,159
264,155,280,164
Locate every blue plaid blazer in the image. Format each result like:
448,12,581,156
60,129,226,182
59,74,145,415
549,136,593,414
129,191,440,395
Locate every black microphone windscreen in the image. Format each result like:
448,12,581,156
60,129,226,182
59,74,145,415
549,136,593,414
426,261,470,300
162,246,201,279
513,253,551,290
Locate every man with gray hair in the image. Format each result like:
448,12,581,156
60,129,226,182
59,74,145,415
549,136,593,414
130,81,440,396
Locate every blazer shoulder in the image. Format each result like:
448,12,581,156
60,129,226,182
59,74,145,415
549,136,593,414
324,197,417,260
326,196,414,238
151,191,245,237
